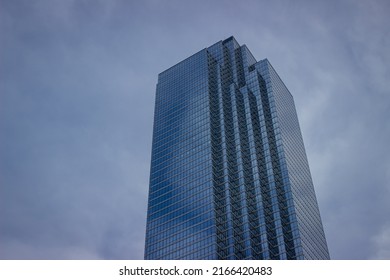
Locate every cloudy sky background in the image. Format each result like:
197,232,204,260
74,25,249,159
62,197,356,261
1,0,389,259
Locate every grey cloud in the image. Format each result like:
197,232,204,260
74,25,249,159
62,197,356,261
1,0,389,259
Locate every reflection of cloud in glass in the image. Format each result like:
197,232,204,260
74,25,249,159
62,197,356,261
1,0,389,260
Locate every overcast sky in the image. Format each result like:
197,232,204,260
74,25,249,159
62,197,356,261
1,0,389,260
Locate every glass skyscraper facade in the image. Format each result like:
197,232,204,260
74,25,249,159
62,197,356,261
145,37,330,260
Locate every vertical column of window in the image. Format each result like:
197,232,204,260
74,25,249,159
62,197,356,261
257,74,295,259
145,164,154,259
221,45,245,259
208,53,229,260
144,209,152,259
234,48,246,88
235,89,263,259
219,64,232,259
219,46,234,259
145,82,165,259
230,86,251,259
247,91,279,259
222,37,239,86
218,48,233,259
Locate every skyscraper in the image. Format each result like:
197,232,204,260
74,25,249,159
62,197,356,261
145,37,330,260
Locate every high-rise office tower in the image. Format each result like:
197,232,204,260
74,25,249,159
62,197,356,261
145,37,330,260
